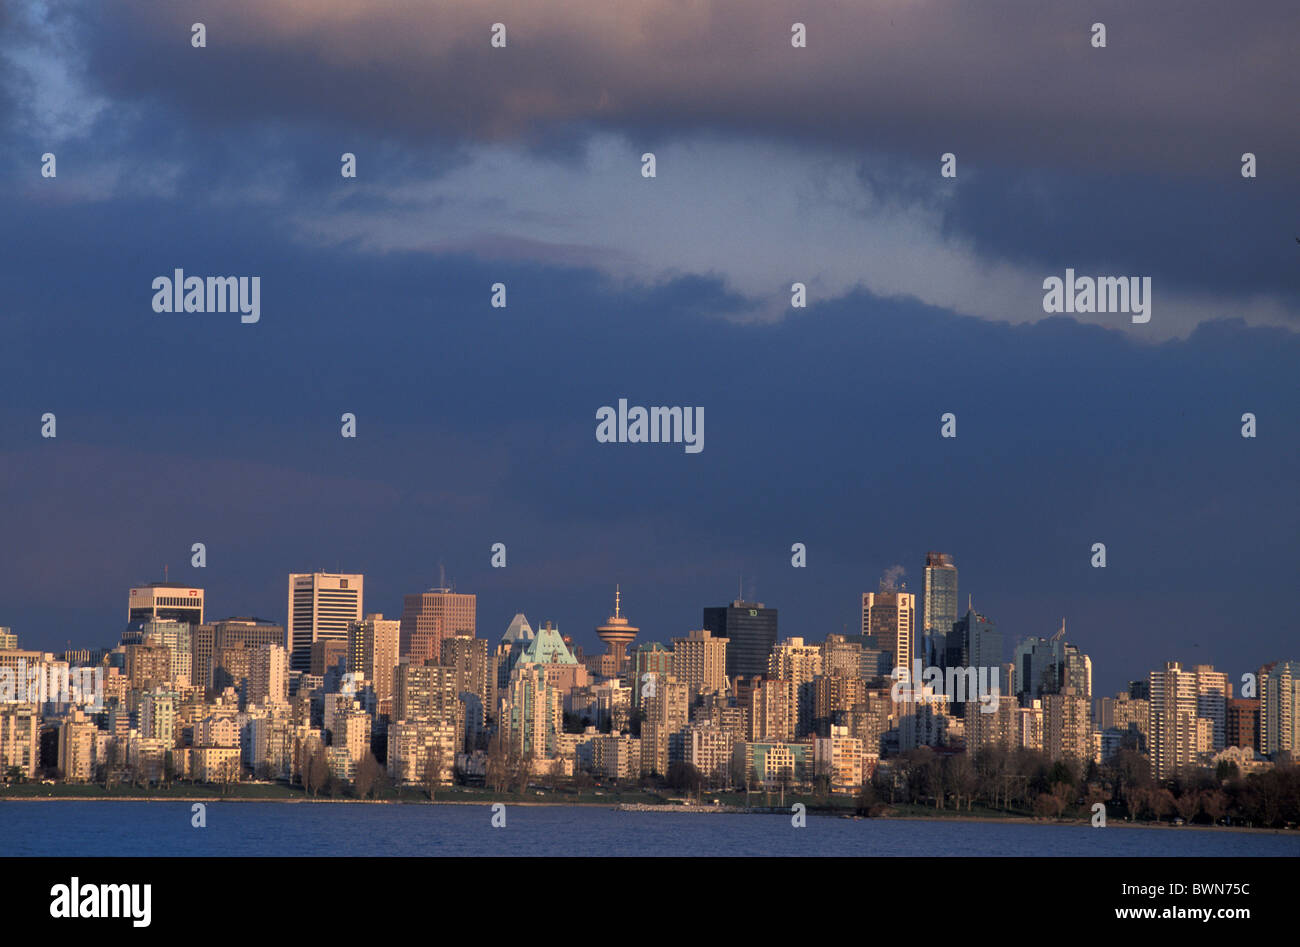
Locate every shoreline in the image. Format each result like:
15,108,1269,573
2,795,1292,833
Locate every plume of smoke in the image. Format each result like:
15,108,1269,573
880,565,906,592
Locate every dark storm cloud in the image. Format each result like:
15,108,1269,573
63,0,1300,173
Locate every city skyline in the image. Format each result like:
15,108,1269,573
2,556,1288,704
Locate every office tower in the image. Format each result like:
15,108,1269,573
1260,661,1300,756
632,642,674,709
1192,665,1231,752
347,614,400,707
1043,686,1093,764
286,574,363,673
0,705,39,778
703,600,778,681
1012,622,1090,703
0,628,16,650
769,637,823,738
248,644,289,707
946,607,1004,696
670,628,728,698
922,553,958,667
1225,697,1260,751
594,585,639,677
861,588,915,674
128,583,204,626
399,587,475,666
1149,662,1213,780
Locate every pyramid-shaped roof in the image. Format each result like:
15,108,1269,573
501,613,535,645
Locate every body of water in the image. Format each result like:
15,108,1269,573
3,802,1298,856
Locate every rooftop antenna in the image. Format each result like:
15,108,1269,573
439,562,446,590
164,564,168,582
615,583,622,619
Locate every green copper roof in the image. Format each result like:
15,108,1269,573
516,622,576,666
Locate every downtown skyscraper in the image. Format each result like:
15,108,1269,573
861,587,915,673
922,553,958,667
703,600,778,680
286,573,364,673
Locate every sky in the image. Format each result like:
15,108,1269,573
1,0,1297,697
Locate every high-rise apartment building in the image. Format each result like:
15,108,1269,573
286,573,363,673
1226,697,1260,751
1260,660,1300,756
1192,665,1231,752
347,614,400,707
399,588,475,665
671,629,728,697
702,600,778,681
0,704,39,778
1043,686,1094,764
248,644,289,707
1149,662,1213,780
769,637,823,738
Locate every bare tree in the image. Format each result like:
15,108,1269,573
355,753,383,800
304,745,329,798
422,743,444,801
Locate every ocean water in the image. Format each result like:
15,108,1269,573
2,802,1298,857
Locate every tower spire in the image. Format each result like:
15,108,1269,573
615,584,621,619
